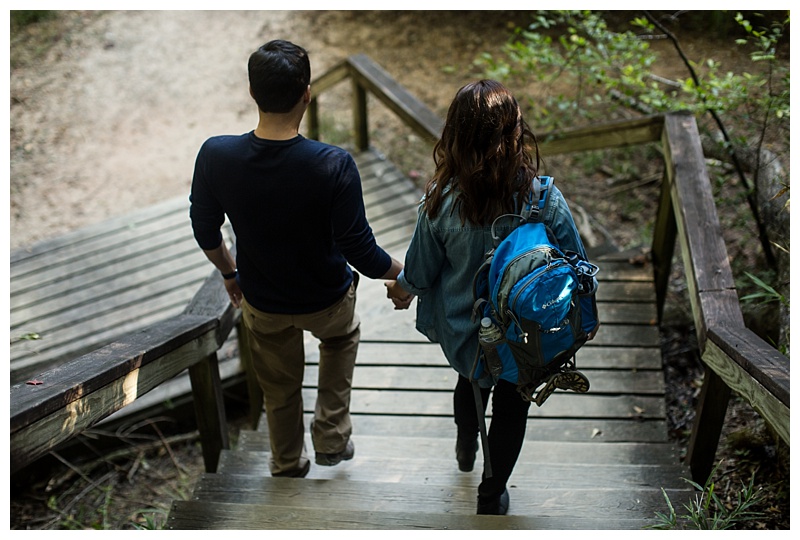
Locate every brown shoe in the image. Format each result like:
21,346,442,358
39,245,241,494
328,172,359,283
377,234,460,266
315,439,354,466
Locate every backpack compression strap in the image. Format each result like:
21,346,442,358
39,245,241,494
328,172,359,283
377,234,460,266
522,175,552,222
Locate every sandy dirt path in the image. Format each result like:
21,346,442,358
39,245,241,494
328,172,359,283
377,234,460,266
10,10,522,250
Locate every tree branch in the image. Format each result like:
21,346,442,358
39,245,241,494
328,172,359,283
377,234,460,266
643,10,777,269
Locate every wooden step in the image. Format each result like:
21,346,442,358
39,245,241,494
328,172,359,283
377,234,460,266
167,499,661,530
168,474,692,528
217,450,690,490
236,432,684,466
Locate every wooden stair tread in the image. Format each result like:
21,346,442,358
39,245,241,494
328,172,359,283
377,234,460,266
217,449,691,490
236,432,684,466
180,474,693,520
167,499,660,530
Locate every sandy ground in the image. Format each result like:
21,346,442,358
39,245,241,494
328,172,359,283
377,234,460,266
9,10,528,251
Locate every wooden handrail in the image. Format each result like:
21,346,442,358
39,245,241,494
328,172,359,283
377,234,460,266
655,113,789,481
9,268,238,474
532,111,789,482
307,54,443,150
9,57,788,488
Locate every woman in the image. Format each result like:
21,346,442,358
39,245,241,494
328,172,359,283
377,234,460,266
386,80,598,515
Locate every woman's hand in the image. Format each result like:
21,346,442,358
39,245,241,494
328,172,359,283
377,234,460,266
385,280,414,310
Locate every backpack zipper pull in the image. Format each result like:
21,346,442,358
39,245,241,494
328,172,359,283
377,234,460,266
505,310,529,343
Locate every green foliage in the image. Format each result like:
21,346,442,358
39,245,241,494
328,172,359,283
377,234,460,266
740,271,788,307
476,11,790,137
129,509,169,530
648,461,766,530
11,10,55,30
46,485,114,530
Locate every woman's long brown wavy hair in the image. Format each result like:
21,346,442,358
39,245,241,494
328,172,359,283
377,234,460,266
424,80,541,225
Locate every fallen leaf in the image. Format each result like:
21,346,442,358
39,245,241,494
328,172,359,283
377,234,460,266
26,379,44,385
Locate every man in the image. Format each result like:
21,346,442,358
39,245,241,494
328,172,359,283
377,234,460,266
189,39,403,478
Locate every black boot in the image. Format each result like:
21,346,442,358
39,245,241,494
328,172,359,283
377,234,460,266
455,435,478,472
477,488,509,515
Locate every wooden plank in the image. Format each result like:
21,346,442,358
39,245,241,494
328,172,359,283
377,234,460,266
338,416,671,444
11,262,210,335
186,474,690,520
11,305,202,384
652,168,677,321
703,328,789,444
596,302,658,324
356,316,660,348
10,317,221,472
10,228,216,313
348,53,444,144
594,260,654,282
189,352,230,473
685,368,731,485
663,114,743,345
539,114,664,155
595,281,655,302
235,432,680,466
304,341,663,371
10,314,216,430
10,209,214,291
302,389,665,419
11,284,201,361
663,113,736,295
304,365,664,395
708,326,790,408
168,500,658,530
10,195,191,265
217,450,688,490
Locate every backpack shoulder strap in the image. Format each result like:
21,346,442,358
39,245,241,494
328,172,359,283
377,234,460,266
522,175,553,223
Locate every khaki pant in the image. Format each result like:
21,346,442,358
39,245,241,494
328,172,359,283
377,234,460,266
240,280,360,476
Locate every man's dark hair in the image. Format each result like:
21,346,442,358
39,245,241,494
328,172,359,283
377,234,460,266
248,40,311,113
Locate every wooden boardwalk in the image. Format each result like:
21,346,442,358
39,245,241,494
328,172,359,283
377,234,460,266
9,149,693,529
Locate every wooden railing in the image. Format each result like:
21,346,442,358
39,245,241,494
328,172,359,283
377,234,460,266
540,112,790,483
9,269,238,474
9,56,789,487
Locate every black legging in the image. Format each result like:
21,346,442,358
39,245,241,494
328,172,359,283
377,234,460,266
454,375,531,502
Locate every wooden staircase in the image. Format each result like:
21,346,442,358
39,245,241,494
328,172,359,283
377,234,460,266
166,150,695,530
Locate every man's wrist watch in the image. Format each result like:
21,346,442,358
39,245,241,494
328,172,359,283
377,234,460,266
221,269,237,280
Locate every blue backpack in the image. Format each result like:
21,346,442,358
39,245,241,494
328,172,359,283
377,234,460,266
470,175,599,403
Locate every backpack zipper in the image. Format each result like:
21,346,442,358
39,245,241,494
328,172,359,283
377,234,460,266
506,259,573,343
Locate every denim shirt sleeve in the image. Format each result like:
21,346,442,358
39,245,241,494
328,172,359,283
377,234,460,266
396,202,444,297
543,185,588,260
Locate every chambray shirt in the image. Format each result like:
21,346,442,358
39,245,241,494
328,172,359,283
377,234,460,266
396,183,591,385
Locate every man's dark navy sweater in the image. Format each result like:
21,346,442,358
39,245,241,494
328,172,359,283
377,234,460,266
190,132,391,314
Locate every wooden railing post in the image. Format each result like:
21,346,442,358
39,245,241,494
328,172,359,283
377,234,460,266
352,78,369,151
685,366,732,484
651,167,677,323
188,351,229,473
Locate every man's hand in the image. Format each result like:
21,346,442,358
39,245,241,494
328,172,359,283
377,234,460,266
385,280,414,310
224,277,243,308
